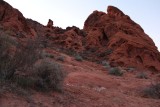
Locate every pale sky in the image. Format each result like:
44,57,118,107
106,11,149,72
4,0,160,50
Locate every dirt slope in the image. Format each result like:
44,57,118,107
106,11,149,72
0,52,160,107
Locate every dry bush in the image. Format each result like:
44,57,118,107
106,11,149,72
0,32,41,80
108,67,123,76
33,59,65,92
74,54,83,61
0,33,17,80
143,82,160,99
102,60,110,69
14,59,65,92
56,55,65,62
136,72,148,79
0,32,65,92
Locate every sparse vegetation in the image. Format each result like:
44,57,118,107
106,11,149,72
11,59,65,92
66,49,77,56
0,33,65,92
14,76,35,89
143,82,160,99
0,33,17,80
4,38,40,80
102,60,110,69
75,54,83,61
136,72,148,79
98,49,113,57
40,50,54,59
56,55,65,62
108,67,123,76
33,59,65,92
0,34,39,80
101,61,123,76
126,67,135,72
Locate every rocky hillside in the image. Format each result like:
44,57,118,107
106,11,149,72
83,6,160,72
0,0,160,107
1,0,160,72
32,6,160,73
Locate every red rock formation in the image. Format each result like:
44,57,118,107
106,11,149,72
107,6,125,17
60,29,83,51
0,0,33,37
0,0,159,72
1,1,160,106
45,26,84,52
84,6,160,72
47,19,54,28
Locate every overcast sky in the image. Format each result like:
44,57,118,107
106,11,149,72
4,0,160,50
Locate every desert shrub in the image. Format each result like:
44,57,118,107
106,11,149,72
40,50,54,59
0,32,65,92
33,59,64,92
66,49,77,56
56,55,65,62
88,48,97,53
102,60,110,69
0,34,17,80
108,67,123,76
14,59,65,92
136,72,148,79
105,49,113,55
74,54,83,61
98,49,113,57
0,33,41,80
5,38,41,79
143,82,160,99
14,76,35,89
126,67,135,72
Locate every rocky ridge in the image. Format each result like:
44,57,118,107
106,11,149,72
0,0,160,72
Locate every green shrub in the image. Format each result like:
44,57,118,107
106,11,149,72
98,49,113,57
33,59,65,92
74,54,83,61
136,72,148,79
40,50,54,59
0,33,65,92
102,60,110,69
126,67,135,72
105,49,113,55
66,49,77,56
56,56,65,62
14,76,35,88
108,67,123,76
143,82,160,99
0,33,41,80
0,34,17,80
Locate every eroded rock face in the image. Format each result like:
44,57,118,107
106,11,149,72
107,6,125,17
47,19,53,28
44,26,84,52
61,29,83,51
0,0,33,37
84,6,160,72
1,0,160,73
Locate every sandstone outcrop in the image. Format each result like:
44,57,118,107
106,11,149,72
0,0,160,72
84,6,160,72
0,0,34,37
47,19,53,28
